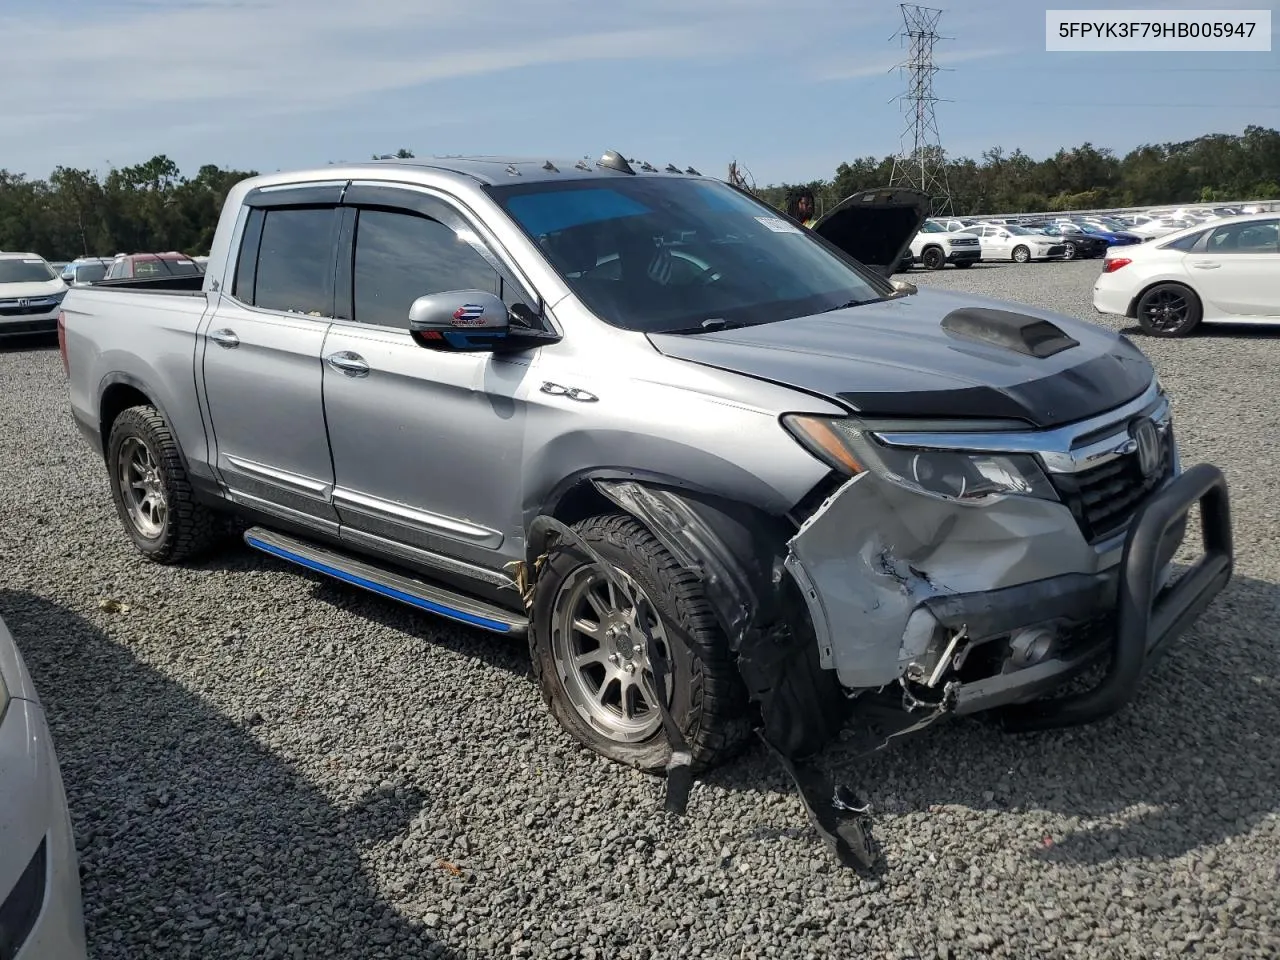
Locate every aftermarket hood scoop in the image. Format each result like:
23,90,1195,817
940,306,1080,358
810,187,931,276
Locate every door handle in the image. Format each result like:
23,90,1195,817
325,351,370,377
209,328,240,348
1190,261,1221,269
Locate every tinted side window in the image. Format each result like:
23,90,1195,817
253,207,337,315
351,209,504,329
1207,219,1280,253
1162,229,1206,252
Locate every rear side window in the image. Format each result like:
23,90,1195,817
1161,229,1207,252
243,207,337,315
350,208,504,329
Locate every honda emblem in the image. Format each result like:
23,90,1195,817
1130,417,1161,477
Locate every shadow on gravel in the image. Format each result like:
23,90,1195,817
702,572,1280,869
0,589,461,960
0,334,58,352
188,545,533,681
1121,322,1280,341
168,540,1279,874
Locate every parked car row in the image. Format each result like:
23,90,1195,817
901,204,1276,271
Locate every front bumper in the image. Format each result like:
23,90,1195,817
785,462,1232,727
0,312,59,338
947,248,981,263
0,696,87,960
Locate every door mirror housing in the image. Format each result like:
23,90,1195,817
408,289,510,350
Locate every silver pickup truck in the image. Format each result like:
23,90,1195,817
59,152,1233,849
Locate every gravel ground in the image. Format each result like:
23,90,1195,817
2,258,1278,960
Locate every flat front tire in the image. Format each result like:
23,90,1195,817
529,514,751,773
106,405,223,564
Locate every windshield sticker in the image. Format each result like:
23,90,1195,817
755,216,802,234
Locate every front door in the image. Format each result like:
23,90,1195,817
200,198,342,532
320,188,543,580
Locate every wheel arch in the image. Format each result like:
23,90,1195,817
1126,277,1199,320
97,373,196,478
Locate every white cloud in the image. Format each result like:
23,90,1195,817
812,46,1016,82
0,0,717,125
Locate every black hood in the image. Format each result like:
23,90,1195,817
648,286,1155,429
810,187,930,276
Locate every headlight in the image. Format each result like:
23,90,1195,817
782,414,1058,504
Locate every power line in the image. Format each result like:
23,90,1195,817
955,99,1280,109
888,3,954,217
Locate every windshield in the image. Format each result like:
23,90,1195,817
0,258,57,284
919,221,946,233
486,177,887,334
74,262,108,283
1004,225,1037,236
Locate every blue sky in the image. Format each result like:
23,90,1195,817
3,0,1277,186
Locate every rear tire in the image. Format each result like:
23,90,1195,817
1062,242,1078,260
529,514,752,773
106,405,223,564
1136,283,1203,338
954,260,974,269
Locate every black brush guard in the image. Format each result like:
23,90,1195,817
1001,462,1233,731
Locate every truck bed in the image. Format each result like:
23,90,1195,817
89,274,207,294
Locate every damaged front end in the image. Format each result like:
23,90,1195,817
531,379,1233,873
781,384,1233,742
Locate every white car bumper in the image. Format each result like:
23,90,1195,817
0,296,63,338
0,634,87,960
1092,271,1133,317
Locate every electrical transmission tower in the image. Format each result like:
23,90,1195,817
888,3,954,216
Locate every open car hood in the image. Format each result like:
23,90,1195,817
810,187,931,276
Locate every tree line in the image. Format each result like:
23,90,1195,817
2,127,1278,261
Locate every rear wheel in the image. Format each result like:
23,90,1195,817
1062,242,1078,260
106,405,224,564
954,259,974,269
1012,245,1031,263
1136,283,1202,338
530,514,752,773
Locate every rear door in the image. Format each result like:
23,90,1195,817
197,183,346,533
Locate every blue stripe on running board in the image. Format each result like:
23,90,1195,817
245,535,514,634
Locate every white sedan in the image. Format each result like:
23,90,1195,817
1092,213,1280,337
0,612,87,959
972,223,1067,262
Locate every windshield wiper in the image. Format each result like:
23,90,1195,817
820,297,881,313
662,317,750,335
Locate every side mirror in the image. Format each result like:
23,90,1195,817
891,278,917,296
407,289,509,350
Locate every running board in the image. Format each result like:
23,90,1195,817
242,526,527,635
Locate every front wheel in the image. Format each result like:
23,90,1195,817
106,405,224,564
1012,245,1031,263
920,246,945,270
529,514,751,773
1136,283,1203,338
